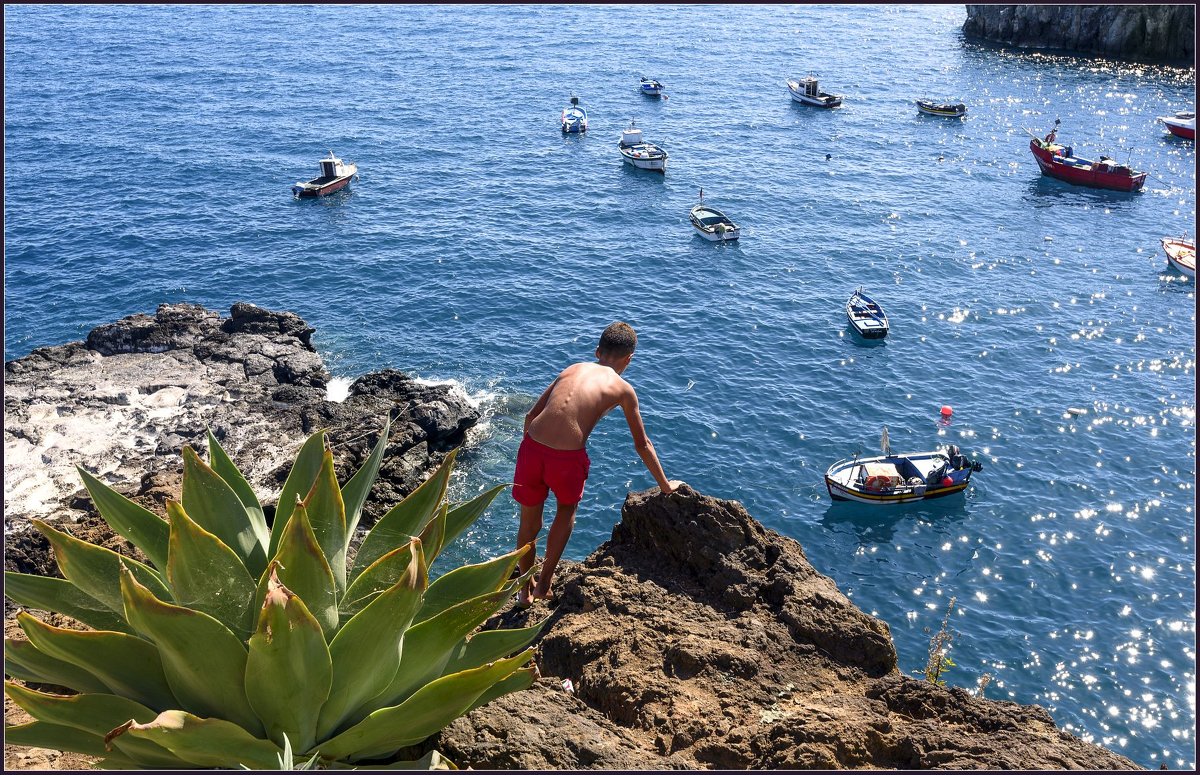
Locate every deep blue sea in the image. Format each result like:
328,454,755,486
4,5,1195,768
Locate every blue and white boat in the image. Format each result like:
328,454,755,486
561,96,588,134
825,439,983,505
846,287,888,339
640,77,665,97
618,121,667,173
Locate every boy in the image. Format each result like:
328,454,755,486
513,321,677,606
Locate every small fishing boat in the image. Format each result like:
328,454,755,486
846,287,888,339
825,431,983,505
561,96,588,134
1162,237,1196,278
916,99,967,118
787,75,842,108
689,192,740,241
1027,121,1147,192
291,151,357,198
618,121,667,173
1159,110,1195,140
640,77,665,97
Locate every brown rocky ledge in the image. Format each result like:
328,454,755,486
425,485,1141,770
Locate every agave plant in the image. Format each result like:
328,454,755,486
4,418,545,769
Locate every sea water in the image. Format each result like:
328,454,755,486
4,5,1194,767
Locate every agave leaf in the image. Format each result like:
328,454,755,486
32,519,172,615
245,569,332,754
16,612,177,710
417,503,448,569
464,664,539,714
3,720,111,758
350,448,458,584
442,484,509,552
349,750,459,769
314,540,427,741
76,466,169,571
317,649,535,762
4,571,133,634
255,501,340,638
339,541,420,624
341,416,391,539
108,710,284,769
119,567,262,735
441,616,550,677
94,755,143,770
302,450,348,594
4,637,112,694
206,429,268,537
415,545,528,625
268,429,327,561
164,500,257,639
181,446,269,576
3,681,188,768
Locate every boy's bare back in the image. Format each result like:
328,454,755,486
526,362,629,450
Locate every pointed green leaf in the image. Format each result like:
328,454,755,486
4,572,132,634
318,649,534,762
4,637,112,694
351,449,458,583
256,502,339,638
443,484,508,552
94,754,142,769
4,720,110,758
315,540,427,741
416,545,528,625
465,665,539,714
119,567,262,735
76,466,169,571
245,569,332,753
108,710,283,769
17,612,176,710
342,417,391,539
4,681,189,768
418,503,448,569
32,519,172,616
339,541,420,624
268,429,327,561
349,750,458,769
207,429,269,540
303,450,348,594
181,446,268,576
165,500,257,639
441,616,550,677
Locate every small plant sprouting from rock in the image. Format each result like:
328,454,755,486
974,672,995,698
923,596,957,686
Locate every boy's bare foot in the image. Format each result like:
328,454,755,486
516,583,533,609
531,580,557,602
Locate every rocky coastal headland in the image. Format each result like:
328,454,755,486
963,4,1195,65
3,305,1140,770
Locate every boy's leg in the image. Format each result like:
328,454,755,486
532,501,578,599
515,502,544,605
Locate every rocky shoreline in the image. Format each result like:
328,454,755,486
3,305,1141,770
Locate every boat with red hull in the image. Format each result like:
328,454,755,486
1029,136,1146,192
1159,111,1195,140
292,151,358,198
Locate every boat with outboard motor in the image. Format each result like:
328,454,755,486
292,151,358,198
640,77,665,97
916,99,967,118
1159,110,1195,140
1162,237,1196,278
787,75,842,108
561,96,588,134
1027,120,1146,192
846,287,888,339
689,191,740,241
825,430,983,504
618,120,667,173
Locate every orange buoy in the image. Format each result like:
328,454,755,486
940,405,953,418
942,476,953,486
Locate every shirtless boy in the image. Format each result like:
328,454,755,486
513,321,678,606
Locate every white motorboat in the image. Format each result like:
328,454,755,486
640,77,665,97
561,96,588,134
787,75,843,108
689,194,740,241
1159,110,1195,140
618,121,667,173
291,151,358,198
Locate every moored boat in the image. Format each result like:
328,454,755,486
689,192,740,241
825,440,983,505
1159,111,1195,140
1162,237,1196,278
916,99,967,118
1027,121,1146,192
640,77,665,97
846,287,888,339
562,96,588,134
292,151,358,198
618,121,667,173
787,75,842,108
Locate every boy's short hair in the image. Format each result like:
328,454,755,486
598,321,637,358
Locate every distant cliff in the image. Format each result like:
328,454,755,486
963,5,1194,65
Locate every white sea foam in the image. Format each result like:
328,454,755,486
326,376,353,403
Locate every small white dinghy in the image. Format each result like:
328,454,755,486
846,287,888,339
618,120,667,173
1162,237,1196,278
689,190,740,241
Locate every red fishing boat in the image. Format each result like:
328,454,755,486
1159,111,1195,140
1027,121,1147,193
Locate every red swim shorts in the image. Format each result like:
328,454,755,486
512,434,590,507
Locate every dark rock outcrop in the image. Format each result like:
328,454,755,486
963,5,1195,65
432,485,1141,770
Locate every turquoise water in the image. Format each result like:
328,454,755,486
4,5,1195,767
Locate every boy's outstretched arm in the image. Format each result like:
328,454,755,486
620,385,674,494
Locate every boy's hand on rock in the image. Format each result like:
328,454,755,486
663,480,686,495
